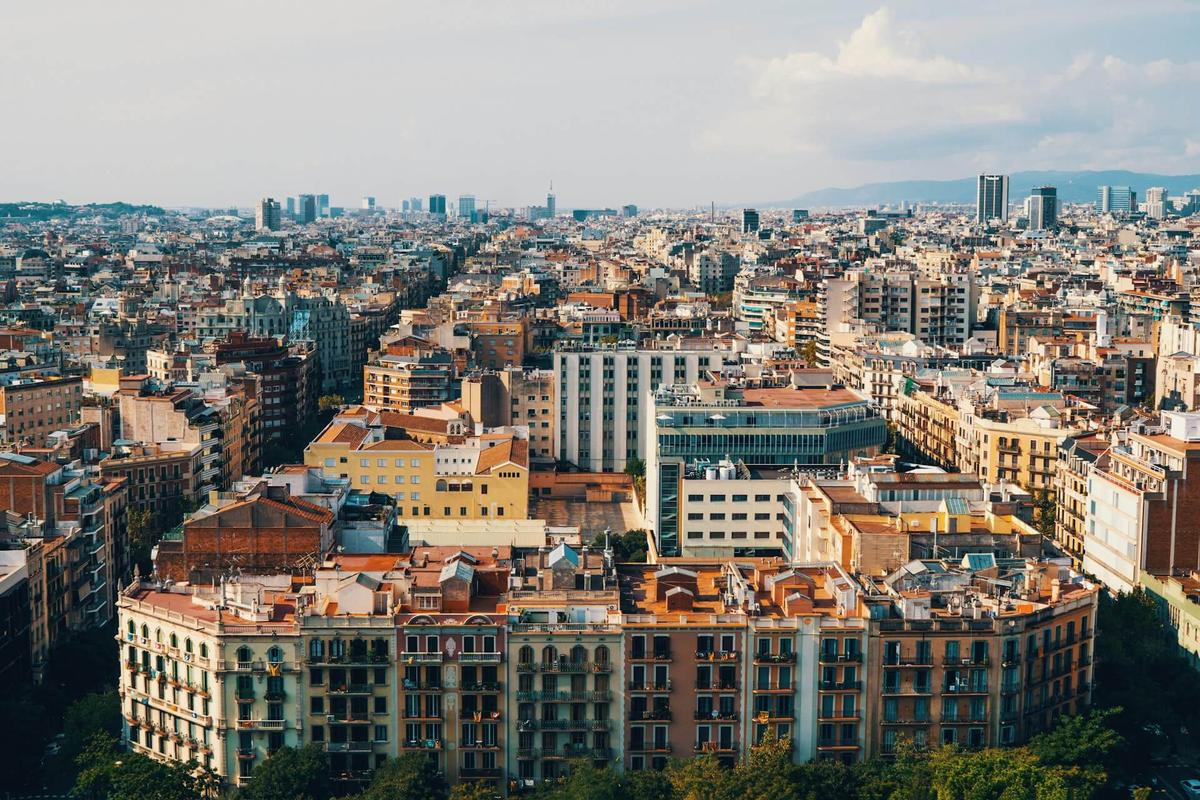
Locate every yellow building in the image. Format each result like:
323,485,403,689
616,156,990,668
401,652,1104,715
894,382,960,470
958,410,1077,495
304,408,529,520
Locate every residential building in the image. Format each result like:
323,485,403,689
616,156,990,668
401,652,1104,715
0,373,85,446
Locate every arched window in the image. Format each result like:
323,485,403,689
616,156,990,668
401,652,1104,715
200,643,209,658
594,645,610,667
236,646,252,664
309,639,325,659
267,646,283,664
518,645,534,665
436,479,447,492
570,645,587,665
371,638,388,661
154,628,162,643
127,620,135,636
541,645,558,666
141,624,149,639
185,638,193,653
170,633,178,649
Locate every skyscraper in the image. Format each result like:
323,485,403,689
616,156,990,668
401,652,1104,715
621,204,638,217
741,208,760,233
361,196,376,210
317,194,330,218
1028,186,1057,231
285,197,296,218
428,194,447,218
458,194,476,220
976,174,1009,223
546,188,556,218
298,194,317,224
1098,185,1136,214
254,197,281,231
1145,186,1168,219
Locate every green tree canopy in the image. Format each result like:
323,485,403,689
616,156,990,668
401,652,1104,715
239,743,331,800
357,752,448,800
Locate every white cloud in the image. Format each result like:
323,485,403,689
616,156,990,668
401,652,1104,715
702,6,1200,182
749,7,985,97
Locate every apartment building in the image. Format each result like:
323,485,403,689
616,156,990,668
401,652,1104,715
0,373,85,446
153,480,335,582
118,541,1093,792
98,441,205,528
1140,571,1200,670
210,332,317,440
303,408,529,521
468,320,529,371
117,387,227,495
508,544,621,785
863,558,1097,754
1084,412,1200,593
1053,435,1109,570
644,372,886,557
363,352,456,414
553,341,736,473
460,369,556,463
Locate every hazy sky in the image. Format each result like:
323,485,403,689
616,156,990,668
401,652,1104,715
2,1,1198,209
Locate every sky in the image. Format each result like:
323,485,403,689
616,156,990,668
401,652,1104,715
2,0,1199,209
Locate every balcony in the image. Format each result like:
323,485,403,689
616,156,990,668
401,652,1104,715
462,681,502,692
516,661,611,674
459,652,503,664
630,650,673,662
517,690,610,702
753,652,797,664
943,684,989,695
882,717,930,726
694,709,739,721
753,683,795,693
401,739,443,750
633,708,672,721
516,718,608,731
816,711,860,722
459,767,503,779
237,748,255,760
942,656,989,667
237,719,285,730
235,688,255,702
330,684,373,695
264,690,286,702
628,680,672,692
695,650,740,662
402,711,442,721
325,741,375,752
696,682,739,691
630,741,672,753
819,680,862,691
399,651,443,664
882,657,933,668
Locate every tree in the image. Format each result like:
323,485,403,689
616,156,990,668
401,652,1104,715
357,752,447,800
318,394,345,413
239,744,331,800
801,339,819,367
625,456,646,505
74,732,212,800
1033,491,1056,539
449,782,497,800
61,691,122,765
127,506,156,573
665,753,728,800
624,768,676,800
594,529,649,563
1027,708,1123,769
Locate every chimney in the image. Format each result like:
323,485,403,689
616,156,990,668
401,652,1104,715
1050,578,1061,604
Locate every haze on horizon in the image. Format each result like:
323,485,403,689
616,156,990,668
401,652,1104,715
2,0,1198,210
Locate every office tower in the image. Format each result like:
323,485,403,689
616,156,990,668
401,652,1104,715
401,199,410,212
254,197,281,231
976,174,1009,223
409,196,422,213
317,194,330,218
1145,186,1168,219
458,194,476,220
1097,185,1135,214
285,197,296,217
792,209,809,223
361,196,376,210
298,194,317,224
428,194,447,218
546,189,556,218
621,204,638,217
741,208,760,233
1028,186,1057,231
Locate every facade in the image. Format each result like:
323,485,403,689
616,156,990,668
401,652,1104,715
116,546,1094,792
303,408,530,522
1141,571,1200,670
0,373,85,446
644,373,886,557
553,343,736,473
461,369,556,463
976,174,1009,223
1053,436,1108,570
1083,412,1200,593
255,198,281,232
1098,185,1136,214
363,353,455,414
211,332,317,441
118,388,228,495
1028,187,1057,231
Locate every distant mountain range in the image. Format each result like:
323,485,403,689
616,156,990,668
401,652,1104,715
767,170,1200,209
